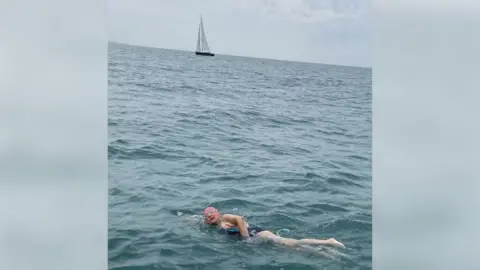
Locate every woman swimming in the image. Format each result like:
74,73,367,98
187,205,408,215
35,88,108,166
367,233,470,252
202,206,345,248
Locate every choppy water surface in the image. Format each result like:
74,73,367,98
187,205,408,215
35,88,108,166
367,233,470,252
108,42,372,270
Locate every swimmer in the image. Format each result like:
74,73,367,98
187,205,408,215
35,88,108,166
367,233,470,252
202,206,345,248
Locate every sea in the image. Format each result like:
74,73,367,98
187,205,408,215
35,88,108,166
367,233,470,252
108,42,372,270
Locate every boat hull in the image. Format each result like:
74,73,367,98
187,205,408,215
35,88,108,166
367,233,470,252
195,51,215,56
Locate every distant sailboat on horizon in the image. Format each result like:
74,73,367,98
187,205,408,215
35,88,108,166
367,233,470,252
195,15,214,56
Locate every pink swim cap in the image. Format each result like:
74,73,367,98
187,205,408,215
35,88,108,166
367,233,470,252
203,206,217,215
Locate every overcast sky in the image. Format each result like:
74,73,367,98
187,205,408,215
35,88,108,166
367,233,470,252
108,0,371,67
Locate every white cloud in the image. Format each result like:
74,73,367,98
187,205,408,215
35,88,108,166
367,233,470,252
248,0,369,23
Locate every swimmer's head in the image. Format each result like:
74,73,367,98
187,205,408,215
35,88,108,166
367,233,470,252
203,206,220,225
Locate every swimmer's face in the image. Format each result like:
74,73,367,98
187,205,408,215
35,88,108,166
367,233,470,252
204,209,220,225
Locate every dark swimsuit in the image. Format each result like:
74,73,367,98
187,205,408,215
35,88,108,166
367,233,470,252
219,225,264,237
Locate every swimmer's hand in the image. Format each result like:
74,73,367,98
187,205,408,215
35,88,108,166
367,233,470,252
244,237,255,244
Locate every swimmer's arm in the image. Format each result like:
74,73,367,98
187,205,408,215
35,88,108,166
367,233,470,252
224,214,249,238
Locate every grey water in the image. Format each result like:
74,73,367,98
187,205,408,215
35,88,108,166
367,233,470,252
108,42,372,270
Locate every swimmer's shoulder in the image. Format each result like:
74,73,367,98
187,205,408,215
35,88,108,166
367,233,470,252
222,213,243,220
221,214,249,227
220,214,235,225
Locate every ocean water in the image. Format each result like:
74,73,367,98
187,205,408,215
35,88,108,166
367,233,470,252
108,42,372,270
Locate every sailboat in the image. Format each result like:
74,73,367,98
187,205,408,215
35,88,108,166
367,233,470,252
195,15,214,56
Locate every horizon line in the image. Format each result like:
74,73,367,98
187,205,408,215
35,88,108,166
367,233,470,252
108,41,372,70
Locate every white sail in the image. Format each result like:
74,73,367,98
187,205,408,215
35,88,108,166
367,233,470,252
196,21,202,52
196,15,211,53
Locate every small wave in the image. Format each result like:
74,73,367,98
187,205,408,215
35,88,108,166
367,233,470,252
108,144,199,161
198,173,263,184
263,212,307,227
326,176,364,188
321,218,372,232
184,156,217,168
108,187,127,196
307,203,349,213
281,178,312,185
346,154,370,162
305,172,322,179
110,138,129,145
168,209,199,217
280,78,303,87
109,145,162,160
335,171,362,182
273,185,309,194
